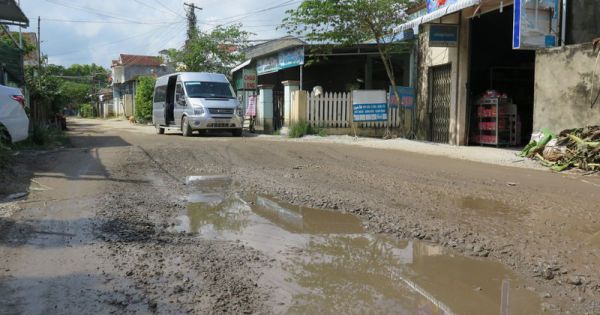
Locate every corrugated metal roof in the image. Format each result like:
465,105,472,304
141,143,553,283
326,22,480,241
0,0,29,27
395,0,480,32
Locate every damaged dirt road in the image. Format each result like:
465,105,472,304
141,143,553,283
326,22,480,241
1,118,599,314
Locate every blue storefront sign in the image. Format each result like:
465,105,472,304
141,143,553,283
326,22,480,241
256,47,305,75
513,0,559,49
278,47,304,70
429,24,459,47
256,55,279,75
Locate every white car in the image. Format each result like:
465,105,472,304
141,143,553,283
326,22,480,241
0,85,29,144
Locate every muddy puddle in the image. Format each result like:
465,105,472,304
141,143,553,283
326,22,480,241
177,176,547,314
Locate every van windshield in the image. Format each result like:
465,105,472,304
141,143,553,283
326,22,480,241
184,81,235,99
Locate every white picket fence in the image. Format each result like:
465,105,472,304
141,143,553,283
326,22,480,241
306,91,403,129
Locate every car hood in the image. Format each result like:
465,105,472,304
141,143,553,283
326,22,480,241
189,98,238,108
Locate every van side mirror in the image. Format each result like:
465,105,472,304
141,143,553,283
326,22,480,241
176,94,186,106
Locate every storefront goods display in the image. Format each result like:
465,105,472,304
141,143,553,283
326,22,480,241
474,91,518,146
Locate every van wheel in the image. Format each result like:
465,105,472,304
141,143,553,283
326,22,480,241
181,117,192,137
155,124,165,135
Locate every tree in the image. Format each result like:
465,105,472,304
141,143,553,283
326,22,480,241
135,76,156,123
61,81,90,106
282,0,412,134
170,24,251,74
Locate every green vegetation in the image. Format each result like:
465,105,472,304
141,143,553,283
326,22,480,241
282,0,410,90
288,121,314,138
135,76,156,123
287,121,328,138
79,103,96,118
165,24,251,74
25,63,109,122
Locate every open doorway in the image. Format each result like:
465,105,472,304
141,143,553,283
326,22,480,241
165,75,178,124
468,5,535,146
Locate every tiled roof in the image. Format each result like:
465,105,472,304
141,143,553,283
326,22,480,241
116,54,162,67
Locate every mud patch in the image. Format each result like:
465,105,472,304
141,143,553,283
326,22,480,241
458,196,525,217
175,191,546,314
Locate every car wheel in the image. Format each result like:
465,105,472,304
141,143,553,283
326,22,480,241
182,117,192,137
0,125,11,145
155,124,165,135
232,129,243,137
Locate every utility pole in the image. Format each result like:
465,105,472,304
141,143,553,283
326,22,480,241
18,0,22,49
183,2,202,49
37,16,41,72
183,2,202,14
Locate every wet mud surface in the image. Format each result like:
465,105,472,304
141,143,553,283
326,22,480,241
1,119,600,314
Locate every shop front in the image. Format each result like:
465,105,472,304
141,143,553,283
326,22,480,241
232,37,414,132
405,0,561,146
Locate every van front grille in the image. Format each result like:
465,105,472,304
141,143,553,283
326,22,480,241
208,108,234,115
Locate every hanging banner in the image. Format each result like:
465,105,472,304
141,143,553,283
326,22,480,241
427,0,459,13
245,95,257,117
352,90,388,122
513,0,559,50
278,47,304,70
389,86,416,109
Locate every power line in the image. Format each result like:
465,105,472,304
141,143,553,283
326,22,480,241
43,0,162,25
132,0,181,18
154,0,185,18
43,18,179,25
208,0,299,24
50,22,180,57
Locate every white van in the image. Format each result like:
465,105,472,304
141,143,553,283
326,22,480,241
152,72,243,137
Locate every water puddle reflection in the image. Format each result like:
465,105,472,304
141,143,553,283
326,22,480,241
176,178,545,314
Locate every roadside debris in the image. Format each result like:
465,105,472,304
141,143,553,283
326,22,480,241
520,126,600,172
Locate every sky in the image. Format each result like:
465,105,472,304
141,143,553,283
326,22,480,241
13,0,295,68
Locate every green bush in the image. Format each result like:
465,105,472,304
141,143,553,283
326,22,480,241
13,123,69,149
288,121,314,138
135,76,156,123
79,103,96,118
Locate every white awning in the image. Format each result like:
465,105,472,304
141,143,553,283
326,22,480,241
396,0,480,32
230,59,252,74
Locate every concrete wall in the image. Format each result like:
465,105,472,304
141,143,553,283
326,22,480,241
534,43,600,133
415,11,471,145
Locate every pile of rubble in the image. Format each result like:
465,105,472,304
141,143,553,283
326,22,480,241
520,126,600,172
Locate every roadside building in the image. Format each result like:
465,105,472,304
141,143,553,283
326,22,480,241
0,0,29,86
397,0,600,146
533,0,600,133
97,88,114,118
231,36,416,133
111,54,171,117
